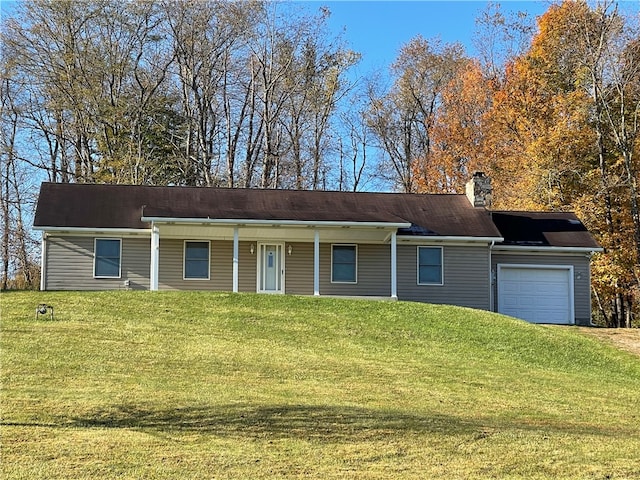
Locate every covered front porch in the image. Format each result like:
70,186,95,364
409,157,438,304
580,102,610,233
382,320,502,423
142,217,410,298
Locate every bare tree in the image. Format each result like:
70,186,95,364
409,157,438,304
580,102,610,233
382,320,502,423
473,2,537,80
279,17,359,189
367,37,466,192
335,89,374,192
0,77,16,289
0,69,38,289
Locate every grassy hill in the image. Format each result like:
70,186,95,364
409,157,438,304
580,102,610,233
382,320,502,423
1,291,639,479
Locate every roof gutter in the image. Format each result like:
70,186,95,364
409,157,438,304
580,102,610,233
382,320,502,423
492,245,604,254
140,216,411,229
397,235,504,243
33,226,151,234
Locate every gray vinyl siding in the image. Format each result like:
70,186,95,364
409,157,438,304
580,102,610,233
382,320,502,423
238,242,257,292
397,245,490,310
157,240,259,292
158,239,232,291
320,243,391,297
492,252,592,325
284,242,314,295
44,236,150,290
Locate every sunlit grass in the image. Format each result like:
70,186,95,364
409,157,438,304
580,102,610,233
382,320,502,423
2,291,639,479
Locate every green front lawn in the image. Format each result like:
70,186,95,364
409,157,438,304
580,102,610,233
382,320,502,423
1,291,639,479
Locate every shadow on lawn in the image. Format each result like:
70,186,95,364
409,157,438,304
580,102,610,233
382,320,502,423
65,403,471,441
59,403,623,442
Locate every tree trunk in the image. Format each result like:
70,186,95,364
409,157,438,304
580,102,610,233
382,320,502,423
1,160,9,291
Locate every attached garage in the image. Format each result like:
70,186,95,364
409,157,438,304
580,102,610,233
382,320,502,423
497,265,574,324
490,211,602,326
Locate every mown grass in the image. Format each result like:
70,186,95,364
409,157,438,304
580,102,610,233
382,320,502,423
1,291,639,479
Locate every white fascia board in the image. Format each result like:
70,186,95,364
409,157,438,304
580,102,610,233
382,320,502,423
493,245,604,254
397,235,504,244
34,226,151,235
141,216,411,229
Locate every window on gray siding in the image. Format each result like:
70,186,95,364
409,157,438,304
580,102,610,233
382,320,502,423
418,247,443,285
184,241,210,279
332,245,357,283
94,238,121,278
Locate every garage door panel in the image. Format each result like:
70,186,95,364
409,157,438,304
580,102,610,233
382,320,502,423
501,270,520,281
537,311,568,324
498,266,573,325
514,295,538,307
501,283,520,294
501,307,528,318
502,297,519,308
534,282,566,295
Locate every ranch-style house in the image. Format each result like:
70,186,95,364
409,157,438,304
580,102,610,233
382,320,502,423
33,173,602,325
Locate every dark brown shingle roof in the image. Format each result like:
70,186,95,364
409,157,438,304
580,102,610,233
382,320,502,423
492,211,601,249
33,183,501,238
33,183,601,248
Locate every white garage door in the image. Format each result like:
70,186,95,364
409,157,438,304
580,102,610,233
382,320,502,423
498,266,574,324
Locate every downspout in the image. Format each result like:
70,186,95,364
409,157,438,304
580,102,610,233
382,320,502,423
150,223,160,291
313,229,320,296
489,240,495,312
232,227,239,293
40,232,47,291
391,230,398,300
488,204,496,313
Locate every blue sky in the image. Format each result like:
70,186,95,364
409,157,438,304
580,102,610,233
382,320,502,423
1,1,550,70
1,1,550,61
314,1,550,75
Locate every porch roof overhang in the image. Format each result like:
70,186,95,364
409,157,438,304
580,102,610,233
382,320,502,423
141,216,411,229
141,216,411,243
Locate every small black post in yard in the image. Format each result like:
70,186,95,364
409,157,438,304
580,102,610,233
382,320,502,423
35,303,54,321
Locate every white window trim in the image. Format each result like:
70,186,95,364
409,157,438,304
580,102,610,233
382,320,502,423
331,244,358,284
417,246,444,286
183,240,211,281
93,238,122,279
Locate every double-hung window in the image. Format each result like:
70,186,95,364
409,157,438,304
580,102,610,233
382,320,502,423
418,246,443,285
184,241,210,280
94,238,121,278
332,244,357,283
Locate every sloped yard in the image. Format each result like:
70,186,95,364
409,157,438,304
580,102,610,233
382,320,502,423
2,291,639,479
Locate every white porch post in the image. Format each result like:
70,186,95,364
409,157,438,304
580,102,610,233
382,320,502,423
391,230,398,299
314,229,320,296
232,227,239,293
40,233,47,291
150,223,160,291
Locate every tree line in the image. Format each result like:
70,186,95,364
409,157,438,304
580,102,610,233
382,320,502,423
1,0,638,327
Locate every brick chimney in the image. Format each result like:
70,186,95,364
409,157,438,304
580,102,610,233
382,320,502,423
466,172,492,208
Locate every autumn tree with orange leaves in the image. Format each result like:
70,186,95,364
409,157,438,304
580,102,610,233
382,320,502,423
412,1,640,326
413,60,493,193
492,1,640,327
484,1,596,211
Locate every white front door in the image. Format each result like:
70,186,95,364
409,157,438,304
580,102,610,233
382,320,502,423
258,243,284,293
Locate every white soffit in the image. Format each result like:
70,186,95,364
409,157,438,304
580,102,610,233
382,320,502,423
156,223,395,243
